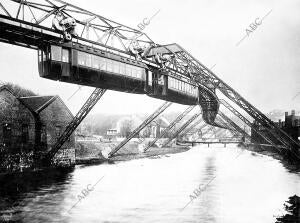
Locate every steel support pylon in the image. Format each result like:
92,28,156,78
144,105,196,152
44,88,106,163
109,101,172,157
162,113,201,147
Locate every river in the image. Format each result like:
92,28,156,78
0,145,299,223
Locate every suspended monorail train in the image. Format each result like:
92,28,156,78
38,42,219,122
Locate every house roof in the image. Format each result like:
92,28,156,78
0,85,17,97
1,84,73,118
19,95,57,114
151,116,170,128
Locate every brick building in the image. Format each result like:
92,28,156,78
251,110,300,144
279,110,300,141
148,116,170,138
0,85,75,172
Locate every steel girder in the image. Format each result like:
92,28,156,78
45,88,106,162
0,0,154,51
143,105,196,152
218,112,250,139
162,113,201,147
179,118,204,138
219,100,290,155
109,101,172,157
146,44,300,150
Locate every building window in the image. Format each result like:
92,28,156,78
21,124,29,143
41,125,47,145
55,126,62,139
3,123,12,145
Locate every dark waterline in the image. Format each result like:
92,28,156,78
0,145,299,223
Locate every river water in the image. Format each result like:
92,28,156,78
0,145,299,223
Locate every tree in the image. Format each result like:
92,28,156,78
120,119,134,137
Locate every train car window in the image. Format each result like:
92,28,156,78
43,51,46,61
51,45,61,61
107,59,113,72
113,61,120,74
148,71,152,85
99,57,106,70
136,68,141,79
62,49,69,63
86,54,92,67
168,77,174,89
38,50,42,63
131,67,137,78
91,55,99,69
119,63,125,75
138,68,142,78
125,64,131,76
193,87,197,96
141,69,146,80
78,51,86,66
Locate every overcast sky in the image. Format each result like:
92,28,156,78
0,0,299,116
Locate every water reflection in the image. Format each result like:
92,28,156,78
0,145,299,223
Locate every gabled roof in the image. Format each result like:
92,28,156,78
151,116,170,128
18,95,57,114
1,84,73,118
0,85,17,97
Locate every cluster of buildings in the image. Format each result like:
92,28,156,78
0,85,75,172
251,110,300,145
105,116,171,140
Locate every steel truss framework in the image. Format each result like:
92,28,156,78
45,88,106,162
109,101,172,157
219,100,292,155
143,105,196,152
0,0,153,49
162,113,201,147
218,112,250,139
179,118,204,138
147,44,300,151
0,0,298,158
